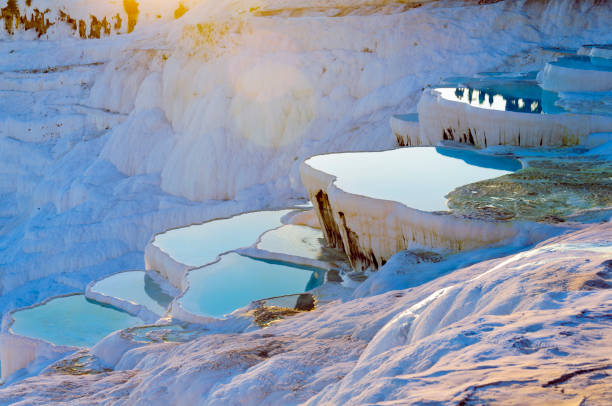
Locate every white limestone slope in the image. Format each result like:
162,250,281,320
88,0,612,203
0,0,612,399
0,219,609,405
0,38,267,319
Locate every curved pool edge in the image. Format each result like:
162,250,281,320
144,208,309,290
300,150,526,270
85,270,177,324
167,250,328,326
0,293,81,381
237,246,338,272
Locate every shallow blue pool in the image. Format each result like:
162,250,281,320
90,271,173,316
11,295,142,347
255,224,347,264
305,147,519,212
179,253,324,318
393,113,418,122
152,210,292,267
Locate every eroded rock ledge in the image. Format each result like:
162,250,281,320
300,152,521,270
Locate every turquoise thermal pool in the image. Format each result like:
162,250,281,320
435,81,565,114
179,253,325,318
304,147,520,212
152,210,293,267
10,295,142,347
90,271,174,316
256,224,346,263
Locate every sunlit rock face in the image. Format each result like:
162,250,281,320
588,44,612,60
0,0,196,38
87,0,612,202
390,113,419,146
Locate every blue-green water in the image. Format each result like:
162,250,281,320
257,225,326,261
179,253,324,318
305,147,518,212
436,147,522,172
11,295,142,347
153,210,292,267
90,271,173,316
393,113,418,122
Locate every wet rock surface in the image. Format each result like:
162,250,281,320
251,293,317,328
448,156,612,222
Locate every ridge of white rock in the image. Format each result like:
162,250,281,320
589,44,612,60
0,329,75,383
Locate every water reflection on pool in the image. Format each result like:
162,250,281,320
305,147,519,212
179,253,324,318
255,224,347,263
435,81,564,114
90,271,173,316
11,295,142,347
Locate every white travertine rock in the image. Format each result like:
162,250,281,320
417,88,612,148
538,58,612,93
389,113,420,146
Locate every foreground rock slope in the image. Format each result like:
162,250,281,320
0,221,609,405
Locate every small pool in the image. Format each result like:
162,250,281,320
551,55,612,71
435,80,565,114
392,113,418,122
256,224,346,263
179,253,325,318
89,271,174,317
10,295,142,347
152,210,293,267
304,147,519,212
